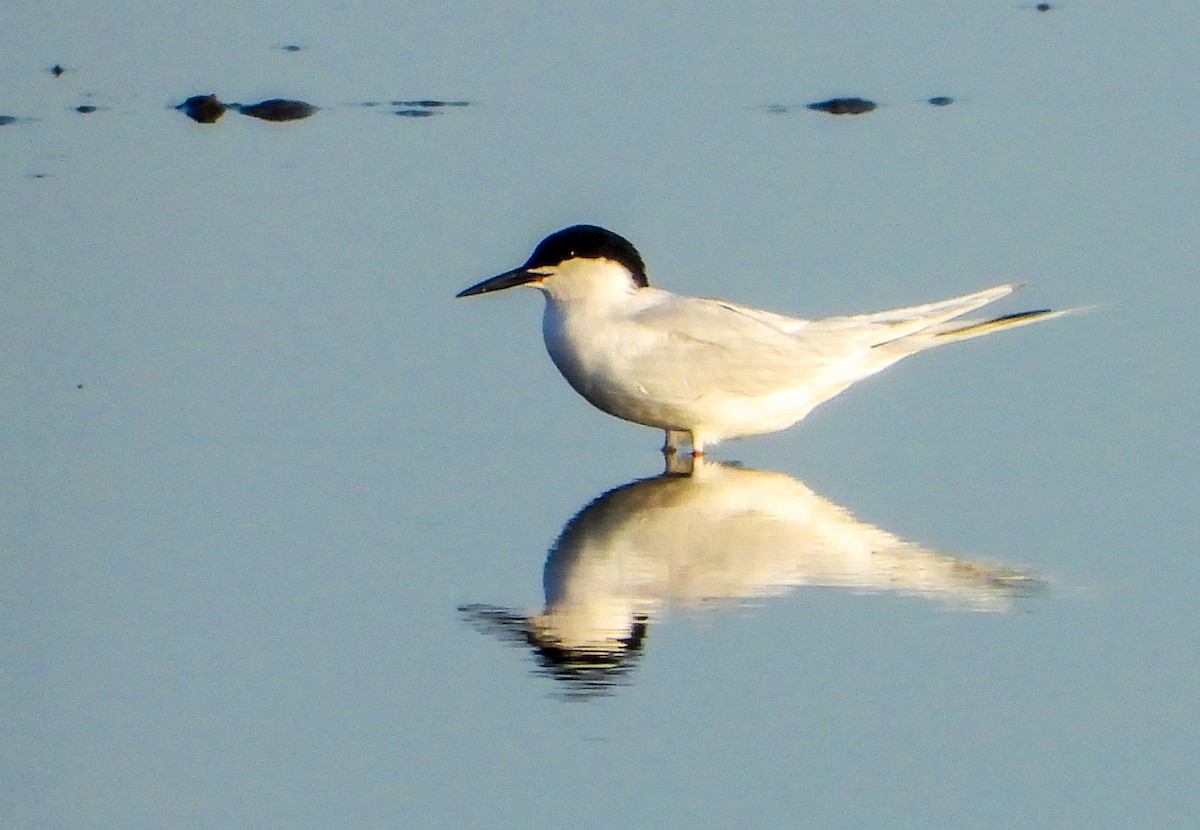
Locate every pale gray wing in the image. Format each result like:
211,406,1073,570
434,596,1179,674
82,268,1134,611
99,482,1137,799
621,285,1023,401
625,296,877,400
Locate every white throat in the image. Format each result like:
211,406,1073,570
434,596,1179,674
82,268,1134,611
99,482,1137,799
534,259,643,307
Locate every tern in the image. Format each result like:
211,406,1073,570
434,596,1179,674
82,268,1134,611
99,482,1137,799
457,224,1069,456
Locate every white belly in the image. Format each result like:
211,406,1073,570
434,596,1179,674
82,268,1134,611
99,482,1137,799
541,302,824,442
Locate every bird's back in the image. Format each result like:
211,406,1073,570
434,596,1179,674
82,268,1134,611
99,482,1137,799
542,282,1062,447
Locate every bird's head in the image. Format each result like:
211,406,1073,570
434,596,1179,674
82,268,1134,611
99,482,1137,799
457,224,648,302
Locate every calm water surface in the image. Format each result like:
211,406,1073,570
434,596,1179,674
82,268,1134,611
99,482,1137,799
4,3,1197,828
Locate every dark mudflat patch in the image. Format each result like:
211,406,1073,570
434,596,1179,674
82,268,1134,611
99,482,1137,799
393,108,438,117
927,96,955,107
176,94,227,123
74,104,99,114
177,94,318,123
233,98,319,121
806,97,876,115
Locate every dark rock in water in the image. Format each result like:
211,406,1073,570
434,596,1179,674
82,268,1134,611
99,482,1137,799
74,104,98,114
176,94,227,124
234,98,319,121
1036,3,1052,10
806,97,876,115
51,64,65,77
0,115,18,126
393,108,437,118
927,96,954,107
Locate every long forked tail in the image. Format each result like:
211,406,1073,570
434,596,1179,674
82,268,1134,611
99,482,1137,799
932,307,1074,344
860,284,1088,354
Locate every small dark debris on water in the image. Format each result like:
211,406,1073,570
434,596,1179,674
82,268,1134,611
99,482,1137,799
1036,3,1052,10
0,115,18,126
927,96,954,107
233,98,319,121
357,99,469,116
74,104,98,114
278,44,306,52
51,64,65,77
176,94,227,123
391,99,470,109
806,97,876,115
389,99,471,117
76,383,84,389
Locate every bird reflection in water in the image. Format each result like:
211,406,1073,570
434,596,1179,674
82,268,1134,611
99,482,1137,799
460,459,1045,698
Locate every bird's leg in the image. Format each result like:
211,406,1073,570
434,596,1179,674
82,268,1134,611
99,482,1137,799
662,429,687,456
663,451,694,476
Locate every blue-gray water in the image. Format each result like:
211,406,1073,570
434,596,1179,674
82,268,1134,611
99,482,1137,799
4,3,1197,828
